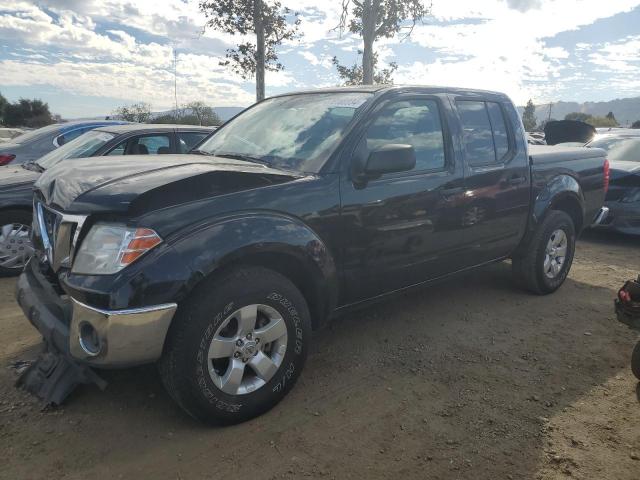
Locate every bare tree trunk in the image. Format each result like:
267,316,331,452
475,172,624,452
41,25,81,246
361,0,378,85
254,0,266,102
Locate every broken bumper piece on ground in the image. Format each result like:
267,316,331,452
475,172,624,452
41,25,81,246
16,349,107,405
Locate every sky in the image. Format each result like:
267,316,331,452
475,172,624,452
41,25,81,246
1,0,639,118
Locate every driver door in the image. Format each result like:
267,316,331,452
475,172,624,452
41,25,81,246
339,94,467,304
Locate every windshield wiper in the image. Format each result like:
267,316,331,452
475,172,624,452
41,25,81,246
214,152,270,166
22,161,44,173
190,149,214,156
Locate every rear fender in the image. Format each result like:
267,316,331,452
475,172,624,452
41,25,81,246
516,174,585,253
532,174,584,226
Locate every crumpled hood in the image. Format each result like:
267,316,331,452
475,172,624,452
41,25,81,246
35,154,302,214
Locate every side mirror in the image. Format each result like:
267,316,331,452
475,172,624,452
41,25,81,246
364,144,416,176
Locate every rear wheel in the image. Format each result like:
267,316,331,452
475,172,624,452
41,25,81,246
159,266,311,425
512,210,576,295
0,210,34,277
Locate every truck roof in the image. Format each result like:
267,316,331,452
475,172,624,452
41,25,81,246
95,124,217,134
271,85,512,101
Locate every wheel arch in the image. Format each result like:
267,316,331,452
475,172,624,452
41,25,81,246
171,213,338,331
532,174,585,233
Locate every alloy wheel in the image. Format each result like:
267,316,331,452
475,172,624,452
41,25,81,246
207,304,288,395
543,229,568,279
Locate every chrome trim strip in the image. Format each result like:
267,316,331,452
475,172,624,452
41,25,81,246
593,206,610,225
34,202,88,270
71,298,178,317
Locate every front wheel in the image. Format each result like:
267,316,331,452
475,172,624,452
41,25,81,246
512,210,576,295
159,266,311,425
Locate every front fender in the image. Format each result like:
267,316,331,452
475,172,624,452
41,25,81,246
170,212,338,318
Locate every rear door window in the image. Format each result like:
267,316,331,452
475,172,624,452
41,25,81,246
107,134,171,155
457,100,512,166
54,127,88,146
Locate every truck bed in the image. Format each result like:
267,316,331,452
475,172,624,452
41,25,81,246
528,144,607,227
528,144,605,164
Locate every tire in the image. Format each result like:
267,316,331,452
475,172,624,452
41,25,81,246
0,209,34,277
158,266,311,425
512,210,576,295
632,341,640,381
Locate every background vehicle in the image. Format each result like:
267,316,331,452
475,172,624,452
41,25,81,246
0,120,127,166
588,132,640,235
0,127,25,142
0,124,214,275
17,86,608,424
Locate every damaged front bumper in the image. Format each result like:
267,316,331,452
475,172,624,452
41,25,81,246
16,259,177,367
15,259,177,404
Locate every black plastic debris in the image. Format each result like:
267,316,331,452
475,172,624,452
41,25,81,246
16,349,107,406
616,274,640,331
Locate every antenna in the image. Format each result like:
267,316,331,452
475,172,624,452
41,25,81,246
173,47,179,120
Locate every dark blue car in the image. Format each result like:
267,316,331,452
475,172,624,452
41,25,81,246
0,120,128,166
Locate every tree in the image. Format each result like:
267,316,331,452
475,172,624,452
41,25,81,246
605,111,618,126
336,0,430,85
199,0,301,102
522,99,537,132
0,92,7,124
185,101,222,126
332,52,398,85
564,112,591,123
632,120,640,129
153,103,223,126
113,103,152,123
3,98,54,127
564,112,617,128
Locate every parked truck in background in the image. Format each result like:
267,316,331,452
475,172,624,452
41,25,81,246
17,86,609,424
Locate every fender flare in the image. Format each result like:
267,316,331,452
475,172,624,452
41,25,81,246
169,212,338,327
532,174,585,226
517,174,585,253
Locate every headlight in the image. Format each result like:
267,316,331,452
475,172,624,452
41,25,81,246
621,188,640,203
72,223,162,275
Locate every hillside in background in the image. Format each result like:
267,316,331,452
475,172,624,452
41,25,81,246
73,106,245,123
518,96,640,126
150,106,245,122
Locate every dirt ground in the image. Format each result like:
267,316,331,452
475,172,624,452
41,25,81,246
1,230,639,480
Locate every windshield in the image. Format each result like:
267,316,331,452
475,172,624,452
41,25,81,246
196,92,373,172
36,130,116,169
590,137,640,163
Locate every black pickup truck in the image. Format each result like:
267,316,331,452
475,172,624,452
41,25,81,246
17,86,609,424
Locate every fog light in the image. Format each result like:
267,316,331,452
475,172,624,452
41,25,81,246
78,322,101,356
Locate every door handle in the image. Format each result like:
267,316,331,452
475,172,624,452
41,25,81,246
441,186,464,196
506,176,526,186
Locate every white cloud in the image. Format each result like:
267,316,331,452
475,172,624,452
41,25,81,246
395,0,640,103
1,0,639,116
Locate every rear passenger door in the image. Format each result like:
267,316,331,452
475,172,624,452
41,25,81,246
453,97,530,263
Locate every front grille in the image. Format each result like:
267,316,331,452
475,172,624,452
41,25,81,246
34,201,88,272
